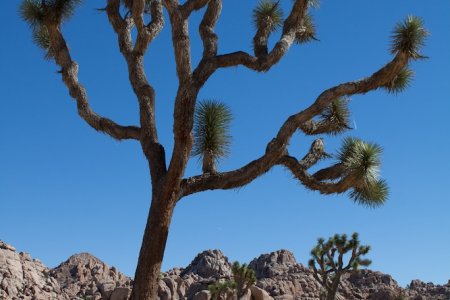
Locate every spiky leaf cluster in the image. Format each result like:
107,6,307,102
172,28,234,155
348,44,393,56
391,15,428,59
295,14,317,44
20,0,82,57
231,262,256,297
337,137,388,207
319,97,351,134
192,99,233,163
20,0,82,24
383,67,415,94
208,281,236,300
349,179,388,208
252,0,284,33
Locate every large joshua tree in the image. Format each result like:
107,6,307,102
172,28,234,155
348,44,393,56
20,0,427,298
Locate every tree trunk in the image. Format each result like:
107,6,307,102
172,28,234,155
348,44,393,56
130,192,176,300
326,275,341,300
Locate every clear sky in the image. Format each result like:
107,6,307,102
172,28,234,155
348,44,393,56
1,0,449,287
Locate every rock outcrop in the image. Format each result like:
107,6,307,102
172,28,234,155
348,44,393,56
51,252,132,299
1,240,450,300
0,240,67,300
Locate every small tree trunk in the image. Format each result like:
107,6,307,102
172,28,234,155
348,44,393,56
326,275,341,300
202,151,216,174
130,192,176,300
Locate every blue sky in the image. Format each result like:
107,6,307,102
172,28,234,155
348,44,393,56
1,0,449,287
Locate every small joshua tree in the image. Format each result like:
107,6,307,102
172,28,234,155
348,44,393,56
207,261,256,299
309,233,371,300
192,100,233,174
208,280,236,300
20,0,428,298
232,261,256,298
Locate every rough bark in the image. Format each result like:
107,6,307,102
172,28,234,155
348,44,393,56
130,192,176,300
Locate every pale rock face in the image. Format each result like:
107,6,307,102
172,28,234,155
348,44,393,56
51,252,132,299
2,241,450,300
181,250,232,279
0,240,67,300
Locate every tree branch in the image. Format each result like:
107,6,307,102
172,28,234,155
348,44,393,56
107,0,167,181
298,138,328,169
198,0,221,58
182,50,409,198
193,0,309,86
132,0,164,55
313,163,346,181
44,24,140,141
181,0,210,17
278,155,356,194
300,118,351,136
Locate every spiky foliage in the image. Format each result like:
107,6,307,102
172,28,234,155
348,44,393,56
20,0,45,27
349,179,388,207
20,0,82,57
309,233,371,300
192,100,233,174
252,0,284,33
20,0,82,25
208,281,236,300
384,67,415,94
337,137,388,207
231,261,256,297
295,14,317,44
391,15,428,59
32,24,51,50
319,97,351,134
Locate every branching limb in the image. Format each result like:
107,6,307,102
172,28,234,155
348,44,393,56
107,0,166,180
132,0,164,55
182,49,409,198
198,0,222,58
181,0,210,17
162,0,178,11
193,0,310,85
43,24,140,140
278,155,356,194
106,0,133,55
298,138,328,169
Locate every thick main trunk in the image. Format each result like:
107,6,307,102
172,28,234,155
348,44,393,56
130,192,176,300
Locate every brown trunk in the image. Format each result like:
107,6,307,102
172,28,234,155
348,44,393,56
130,192,176,300
202,151,216,174
326,275,341,300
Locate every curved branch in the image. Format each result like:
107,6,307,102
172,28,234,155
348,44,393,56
181,0,210,17
132,0,164,55
107,0,167,180
313,163,346,181
300,119,351,136
182,50,410,198
193,0,309,85
198,0,222,58
44,24,141,141
298,138,328,169
278,155,356,194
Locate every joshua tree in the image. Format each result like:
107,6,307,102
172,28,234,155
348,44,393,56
309,233,371,300
208,281,236,300
20,0,427,298
231,261,256,298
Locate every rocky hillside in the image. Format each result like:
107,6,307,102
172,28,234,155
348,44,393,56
1,240,449,300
